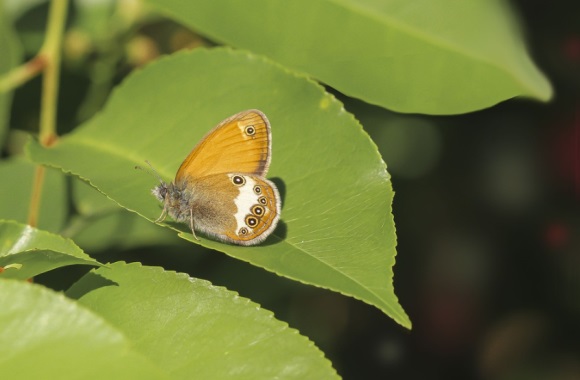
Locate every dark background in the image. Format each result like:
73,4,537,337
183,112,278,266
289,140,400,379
7,1,580,379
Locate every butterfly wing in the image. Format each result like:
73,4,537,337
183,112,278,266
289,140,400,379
175,110,271,182
189,173,281,245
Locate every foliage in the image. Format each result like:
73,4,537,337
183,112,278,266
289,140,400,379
0,0,551,378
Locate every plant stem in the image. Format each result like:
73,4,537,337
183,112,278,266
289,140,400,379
27,166,46,228
27,0,69,228
39,0,68,147
0,56,46,94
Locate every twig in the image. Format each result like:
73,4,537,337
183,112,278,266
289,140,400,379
27,0,69,227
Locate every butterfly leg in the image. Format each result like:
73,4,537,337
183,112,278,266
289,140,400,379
155,204,168,223
189,208,199,241
155,204,167,223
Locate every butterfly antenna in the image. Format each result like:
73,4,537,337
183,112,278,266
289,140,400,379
135,160,164,183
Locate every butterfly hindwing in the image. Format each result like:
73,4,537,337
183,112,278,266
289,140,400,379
175,110,271,182
189,173,281,246
226,174,281,245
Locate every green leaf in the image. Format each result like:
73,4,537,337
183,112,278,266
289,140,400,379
0,279,166,379
28,48,410,328
0,220,101,280
0,158,68,232
0,5,23,145
67,179,182,252
67,262,339,379
146,0,552,114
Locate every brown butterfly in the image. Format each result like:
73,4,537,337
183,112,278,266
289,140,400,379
151,110,281,245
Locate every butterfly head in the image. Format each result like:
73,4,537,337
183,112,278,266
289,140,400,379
152,182,169,202
152,181,184,213
151,180,193,226
137,160,170,202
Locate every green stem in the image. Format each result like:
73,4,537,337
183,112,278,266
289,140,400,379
39,0,69,146
27,0,69,227
0,56,46,94
27,165,46,228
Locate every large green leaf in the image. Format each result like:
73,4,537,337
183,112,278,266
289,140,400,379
146,0,552,114
0,158,67,232
0,4,22,145
0,220,101,280
28,48,410,328
67,179,181,252
0,157,174,252
67,262,339,379
0,279,166,379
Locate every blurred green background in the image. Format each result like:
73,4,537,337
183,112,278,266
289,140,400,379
3,0,580,378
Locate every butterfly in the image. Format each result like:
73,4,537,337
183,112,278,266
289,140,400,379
150,110,281,246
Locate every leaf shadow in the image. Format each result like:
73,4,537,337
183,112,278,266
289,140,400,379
66,272,119,300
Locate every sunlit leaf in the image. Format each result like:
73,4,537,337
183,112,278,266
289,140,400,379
67,262,339,379
28,48,410,328
0,220,101,280
0,158,67,232
146,0,552,114
0,279,166,379
67,179,182,252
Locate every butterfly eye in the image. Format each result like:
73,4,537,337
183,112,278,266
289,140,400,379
251,205,265,216
159,186,167,199
244,125,256,136
258,196,267,205
239,227,248,236
253,185,262,195
245,216,258,228
232,175,245,186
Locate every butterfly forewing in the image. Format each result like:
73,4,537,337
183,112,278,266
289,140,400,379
175,110,271,182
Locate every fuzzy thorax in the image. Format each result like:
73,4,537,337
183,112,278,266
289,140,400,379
152,182,192,223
